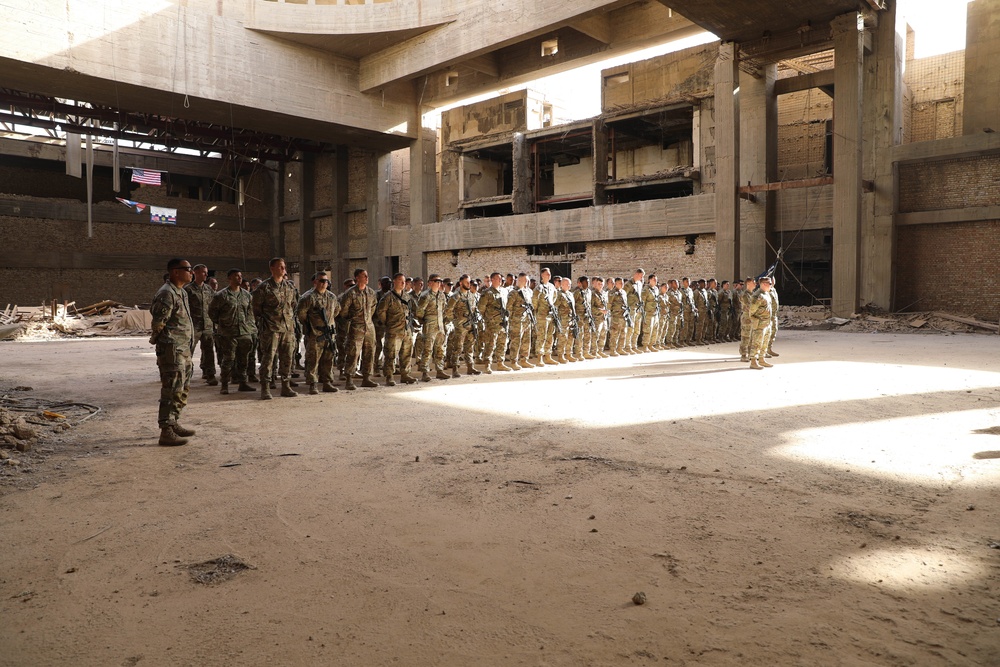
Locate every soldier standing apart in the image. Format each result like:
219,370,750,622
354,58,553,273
747,276,774,369
444,274,483,378
414,274,451,382
296,271,341,395
184,264,218,386
590,277,609,358
506,272,536,370
766,279,780,358
623,268,644,353
209,269,257,395
533,268,558,365
374,272,418,386
739,277,758,362
150,258,196,447
339,269,380,390
554,277,579,363
478,272,511,373
251,257,300,400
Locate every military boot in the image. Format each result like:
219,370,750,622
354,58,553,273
466,363,482,376
220,383,229,395
759,358,773,368
345,377,357,390
401,374,417,385
205,376,219,386
280,380,298,397
494,362,512,372
172,424,196,437
421,372,432,382
385,375,397,387
361,376,379,388
247,372,259,383
436,370,451,380
261,382,273,400
749,359,762,370
238,381,255,392
767,348,779,357
521,359,536,368
509,361,522,371
481,362,493,375
322,382,338,393
308,383,319,395
158,426,189,447
451,367,462,379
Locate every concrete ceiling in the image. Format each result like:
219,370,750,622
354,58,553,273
666,0,870,43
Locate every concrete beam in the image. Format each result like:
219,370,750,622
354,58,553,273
413,194,716,253
774,70,836,96
714,42,740,281
0,251,258,272
896,205,1000,227
831,12,864,316
462,54,501,78
570,15,614,44
891,132,1000,164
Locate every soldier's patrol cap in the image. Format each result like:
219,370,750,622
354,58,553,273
758,275,772,284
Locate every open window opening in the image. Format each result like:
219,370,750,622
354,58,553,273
458,143,514,219
529,126,594,211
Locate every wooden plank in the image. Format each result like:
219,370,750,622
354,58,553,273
931,311,1000,332
739,176,834,193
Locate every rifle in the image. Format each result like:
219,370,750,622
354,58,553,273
390,290,419,334
521,291,538,332
581,292,597,333
497,290,510,331
317,302,337,355
464,295,484,341
566,294,580,339
621,295,634,328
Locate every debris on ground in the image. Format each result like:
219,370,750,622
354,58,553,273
184,554,255,585
1,301,151,341
779,305,998,335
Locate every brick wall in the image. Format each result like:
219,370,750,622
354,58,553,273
905,50,964,142
776,89,832,179
426,235,717,284
348,148,371,256
896,220,1000,320
898,155,1000,212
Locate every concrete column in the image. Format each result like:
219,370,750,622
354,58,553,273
713,41,740,282
298,154,315,287
512,132,533,214
860,5,903,309
738,63,776,278
332,146,350,282
831,12,864,316
366,151,393,279
407,129,437,277
592,120,609,206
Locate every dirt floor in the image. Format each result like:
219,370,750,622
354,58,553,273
1,330,999,666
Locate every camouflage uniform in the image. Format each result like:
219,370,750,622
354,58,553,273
554,289,578,362
748,290,773,364
414,289,449,377
680,285,697,345
506,286,535,368
533,281,558,362
251,277,299,389
717,287,733,342
766,287,780,355
591,288,609,357
444,287,482,376
150,282,194,429
706,286,719,342
739,287,757,359
296,287,341,388
573,287,595,359
608,287,629,355
184,280,217,380
374,288,416,383
477,285,510,371
339,285,379,382
209,286,257,388
693,286,709,344
639,284,659,351
664,286,683,348
623,279,642,352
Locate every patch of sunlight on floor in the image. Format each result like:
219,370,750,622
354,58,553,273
829,547,987,590
772,408,1000,485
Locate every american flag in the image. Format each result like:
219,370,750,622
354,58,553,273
130,168,162,186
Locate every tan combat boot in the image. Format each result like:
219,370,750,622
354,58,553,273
481,362,493,375
401,374,417,385
509,362,522,371
220,383,229,395
385,375,397,387
281,380,298,397
421,372,432,382
521,359,536,368
238,381,255,392
322,382,339,393
344,377,357,390
261,382,273,400
158,426,189,447
308,383,319,395
436,370,451,380
749,359,762,370
759,359,773,368
361,376,379,388
542,354,557,365
494,362,512,372
172,424,196,437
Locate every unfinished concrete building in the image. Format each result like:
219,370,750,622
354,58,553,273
1,0,998,320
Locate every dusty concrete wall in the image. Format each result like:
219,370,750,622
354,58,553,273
963,0,1000,136
776,89,832,179
442,91,531,144
553,159,594,195
463,156,505,200
896,220,1000,320
391,147,411,227
426,235,717,283
906,50,965,142
898,155,1000,212
348,147,372,257
601,42,719,112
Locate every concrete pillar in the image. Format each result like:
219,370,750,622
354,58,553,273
860,5,903,309
512,132,533,214
297,154,315,287
592,120,609,206
366,151,393,279
714,41,740,282
738,63,776,279
407,129,437,277
831,12,864,316
331,146,350,283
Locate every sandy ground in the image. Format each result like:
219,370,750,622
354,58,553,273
1,330,999,666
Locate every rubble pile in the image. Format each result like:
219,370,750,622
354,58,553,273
1,300,151,341
0,393,102,481
780,305,999,335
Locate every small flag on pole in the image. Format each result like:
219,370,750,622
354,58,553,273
150,206,177,225
115,197,148,214
130,168,162,186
